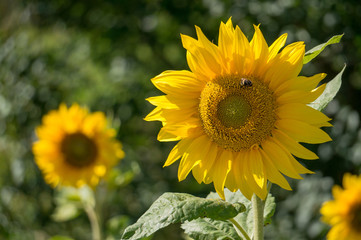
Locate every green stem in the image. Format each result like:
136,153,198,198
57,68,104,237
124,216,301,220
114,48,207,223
229,218,251,240
84,203,102,240
252,194,265,240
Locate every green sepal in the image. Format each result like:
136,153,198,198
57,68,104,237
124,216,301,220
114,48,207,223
308,64,346,111
303,34,343,64
121,192,245,240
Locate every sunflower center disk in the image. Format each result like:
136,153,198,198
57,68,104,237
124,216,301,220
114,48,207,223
199,74,277,151
217,95,251,128
61,132,98,167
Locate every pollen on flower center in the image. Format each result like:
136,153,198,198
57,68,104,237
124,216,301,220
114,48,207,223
61,132,98,167
217,95,251,128
199,74,277,151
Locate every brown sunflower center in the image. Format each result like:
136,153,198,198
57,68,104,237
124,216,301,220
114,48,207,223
199,74,277,151
350,202,361,233
61,132,98,167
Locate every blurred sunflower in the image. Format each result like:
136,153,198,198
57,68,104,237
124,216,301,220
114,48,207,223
33,103,124,188
321,173,361,240
145,18,331,200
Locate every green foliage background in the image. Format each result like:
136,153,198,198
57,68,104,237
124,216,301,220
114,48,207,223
0,0,359,239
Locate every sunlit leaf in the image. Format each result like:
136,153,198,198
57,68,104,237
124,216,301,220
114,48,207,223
308,65,346,111
303,34,343,64
121,192,245,240
207,189,275,237
182,218,241,240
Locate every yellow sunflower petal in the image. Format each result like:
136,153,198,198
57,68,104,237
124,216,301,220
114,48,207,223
272,138,314,174
144,106,165,122
151,70,204,98
250,25,269,76
181,34,219,79
233,26,254,76
273,129,319,160
195,26,225,73
225,17,234,29
157,128,182,142
192,144,218,184
243,150,267,200
186,51,210,82
145,107,197,125
32,141,59,157
209,150,232,200
178,135,211,181
276,119,332,143
191,164,204,184
157,118,202,142
276,83,326,105
331,185,343,199
82,112,107,136
265,42,305,88
224,161,238,192
343,173,359,189
248,149,268,199
327,223,348,240
268,33,287,61
275,73,327,95
163,138,194,167
277,103,331,124
259,149,292,190
218,18,235,62
261,139,302,179
146,95,198,109
311,122,333,128
200,141,219,184
232,152,254,200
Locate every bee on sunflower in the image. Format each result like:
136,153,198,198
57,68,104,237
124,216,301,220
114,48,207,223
145,18,331,200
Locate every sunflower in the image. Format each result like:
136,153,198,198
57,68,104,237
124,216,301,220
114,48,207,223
33,103,124,188
145,18,331,200
321,173,361,240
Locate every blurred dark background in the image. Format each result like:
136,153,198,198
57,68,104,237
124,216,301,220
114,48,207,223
0,0,360,239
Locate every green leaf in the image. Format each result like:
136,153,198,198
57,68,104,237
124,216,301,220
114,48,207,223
207,189,275,237
121,192,245,240
303,34,343,64
308,65,346,111
182,218,241,240
263,194,276,226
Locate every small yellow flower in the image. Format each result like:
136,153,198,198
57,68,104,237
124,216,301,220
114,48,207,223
145,18,331,200
321,173,361,240
33,103,124,188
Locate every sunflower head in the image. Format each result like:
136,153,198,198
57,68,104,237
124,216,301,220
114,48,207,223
321,173,361,240
145,18,331,200
33,103,125,188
